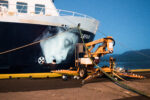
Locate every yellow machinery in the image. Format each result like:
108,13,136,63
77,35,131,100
52,36,115,79
52,36,145,83
73,36,115,79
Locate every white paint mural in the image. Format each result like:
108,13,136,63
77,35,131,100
40,27,79,64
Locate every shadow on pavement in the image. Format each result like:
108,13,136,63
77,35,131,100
0,78,82,92
0,78,110,93
114,96,150,100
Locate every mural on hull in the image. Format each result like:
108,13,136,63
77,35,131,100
39,27,80,64
0,22,94,72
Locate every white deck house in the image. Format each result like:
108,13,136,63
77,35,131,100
0,0,58,16
0,0,99,34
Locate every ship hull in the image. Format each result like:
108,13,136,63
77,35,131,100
0,21,95,73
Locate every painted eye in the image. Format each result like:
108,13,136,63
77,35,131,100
64,39,73,47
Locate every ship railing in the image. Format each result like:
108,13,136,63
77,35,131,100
0,3,95,20
57,9,94,19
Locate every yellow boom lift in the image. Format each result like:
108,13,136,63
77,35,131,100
52,36,144,83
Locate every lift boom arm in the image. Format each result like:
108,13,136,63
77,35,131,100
84,36,115,57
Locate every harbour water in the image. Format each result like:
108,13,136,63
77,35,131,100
99,61,150,70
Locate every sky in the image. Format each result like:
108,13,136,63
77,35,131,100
55,0,150,54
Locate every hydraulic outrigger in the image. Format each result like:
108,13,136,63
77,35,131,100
0,36,145,83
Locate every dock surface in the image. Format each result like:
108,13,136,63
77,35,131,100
0,72,150,100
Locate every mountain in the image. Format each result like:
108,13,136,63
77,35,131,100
102,49,150,62
100,49,150,69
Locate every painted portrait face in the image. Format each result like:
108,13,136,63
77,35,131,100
40,27,79,64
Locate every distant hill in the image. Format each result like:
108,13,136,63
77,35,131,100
100,49,150,69
102,49,150,62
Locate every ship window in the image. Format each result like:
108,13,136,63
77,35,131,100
16,2,27,13
35,4,45,14
0,1,8,8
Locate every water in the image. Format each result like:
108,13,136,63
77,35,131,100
98,61,150,70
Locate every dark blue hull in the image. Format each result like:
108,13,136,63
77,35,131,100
0,21,95,73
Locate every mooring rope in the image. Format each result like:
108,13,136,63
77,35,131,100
0,22,149,98
97,30,150,59
78,25,150,98
0,27,74,55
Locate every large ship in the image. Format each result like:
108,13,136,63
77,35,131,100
0,0,99,73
